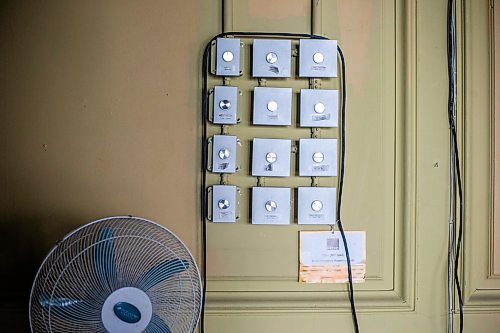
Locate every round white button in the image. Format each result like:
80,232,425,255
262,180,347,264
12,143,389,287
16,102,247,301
313,52,324,64
218,199,230,210
218,148,230,160
222,51,234,62
312,152,324,163
266,52,278,64
219,100,231,110
266,152,277,164
311,200,323,212
314,102,325,114
267,101,278,112
265,200,278,212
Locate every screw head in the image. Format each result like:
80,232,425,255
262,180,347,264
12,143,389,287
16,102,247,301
218,199,230,210
314,102,325,113
266,152,277,164
219,100,231,110
218,148,230,160
222,51,234,62
312,152,324,163
313,52,324,64
265,200,278,212
267,100,278,112
266,52,278,64
311,200,323,212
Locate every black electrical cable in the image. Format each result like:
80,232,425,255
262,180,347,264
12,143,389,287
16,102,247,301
447,0,464,332
201,32,358,333
200,40,210,333
336,45,359,333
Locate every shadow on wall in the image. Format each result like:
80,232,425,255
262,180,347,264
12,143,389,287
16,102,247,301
0,215,80,332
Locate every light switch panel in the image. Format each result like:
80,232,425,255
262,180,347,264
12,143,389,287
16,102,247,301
212,185,237,223
299,138,337,176
299,39,337,77
253,87,292,126
252,187,291,225
252,138,291,177
212,135,237,173
297,187,336,224
213,86,238,124
216,38,240,76
253,39,291,77
300,89,338,127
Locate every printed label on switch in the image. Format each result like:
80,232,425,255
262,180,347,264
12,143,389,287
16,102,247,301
253,87,292,126
216,38,241,76
252,187,291,225
212,135,237,173
299,39,337,77
299,139,338,176
252,138,291,177
300,89,339,128
298,187,337,225
213,86,238,124
212,185,237,222
253,39,291,77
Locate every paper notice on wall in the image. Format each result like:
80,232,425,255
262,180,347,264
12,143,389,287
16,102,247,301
299,230,366,283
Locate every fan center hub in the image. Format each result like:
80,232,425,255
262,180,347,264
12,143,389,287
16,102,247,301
102,287,152,333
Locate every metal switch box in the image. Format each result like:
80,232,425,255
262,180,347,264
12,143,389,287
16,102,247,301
216,38,240,76
252,138,291,177
253,87,292,126
211,135,237,173
212,185,237,223
299,138,338,176
213,86,238,124
300,89,339,127
252,187,291,225
253,39,291,77
297,187,336,224
299,39,337,77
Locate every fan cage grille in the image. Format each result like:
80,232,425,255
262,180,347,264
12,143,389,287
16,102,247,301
29,216,202,333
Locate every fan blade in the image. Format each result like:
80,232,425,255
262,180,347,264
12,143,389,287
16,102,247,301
138,259,189,291
40,294,82,308
145,313,172,333
95,226,117,292
39,294,99,322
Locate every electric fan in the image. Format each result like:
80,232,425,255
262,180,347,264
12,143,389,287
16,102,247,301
29,216,202,333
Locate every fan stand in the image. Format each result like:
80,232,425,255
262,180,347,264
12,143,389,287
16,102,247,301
101,287,153,333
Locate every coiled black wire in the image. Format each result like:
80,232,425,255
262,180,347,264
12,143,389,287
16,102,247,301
201,32,358,333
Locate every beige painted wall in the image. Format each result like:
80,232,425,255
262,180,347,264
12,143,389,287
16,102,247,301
1,0,499,332
0,0,219,330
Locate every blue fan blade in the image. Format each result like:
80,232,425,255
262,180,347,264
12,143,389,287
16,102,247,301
145,313,172,333
39,294,99,322
40,294,83,308
95,226,117,292
138,259,189,291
